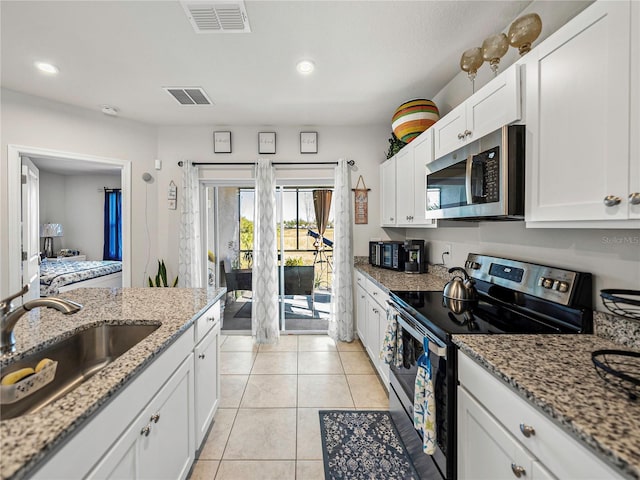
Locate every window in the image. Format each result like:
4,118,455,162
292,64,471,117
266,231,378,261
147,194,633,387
103,189,122,261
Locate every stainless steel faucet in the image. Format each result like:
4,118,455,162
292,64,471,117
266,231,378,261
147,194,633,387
1,285,83,354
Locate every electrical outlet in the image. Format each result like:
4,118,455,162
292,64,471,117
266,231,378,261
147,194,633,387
445,243,452,256
443,243,452,265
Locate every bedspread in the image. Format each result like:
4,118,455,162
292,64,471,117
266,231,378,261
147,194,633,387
40,260,122,296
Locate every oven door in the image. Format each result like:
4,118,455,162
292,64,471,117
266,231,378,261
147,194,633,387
389,307,449,479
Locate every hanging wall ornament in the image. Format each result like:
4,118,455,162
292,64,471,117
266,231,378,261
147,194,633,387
352,175,371,225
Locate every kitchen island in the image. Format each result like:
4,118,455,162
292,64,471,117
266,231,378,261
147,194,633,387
0,287,225,480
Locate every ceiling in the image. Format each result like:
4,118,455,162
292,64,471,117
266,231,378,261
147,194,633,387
1,1,532,127
29,155,122,176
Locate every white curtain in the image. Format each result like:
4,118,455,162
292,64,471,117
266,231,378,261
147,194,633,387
178,162,203,287
251,159,280,344
329,158,354,342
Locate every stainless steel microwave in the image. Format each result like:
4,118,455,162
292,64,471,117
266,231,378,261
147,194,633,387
425,125,525,220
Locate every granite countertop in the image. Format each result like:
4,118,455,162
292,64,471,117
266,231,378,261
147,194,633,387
355,264,449,292
454,334,640,479
0,287,225,480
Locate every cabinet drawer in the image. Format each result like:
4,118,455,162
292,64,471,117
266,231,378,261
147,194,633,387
195,301,220,345
366,279,389,307
458,353,623,479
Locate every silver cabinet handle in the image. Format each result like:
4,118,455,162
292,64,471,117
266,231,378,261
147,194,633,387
141,425,151,437
464,129,472,137
151,413,160,423
603,195,621,207
390,217,394,221
198,353,206,359
629,192,640,205
511,464,526,478
373,291,378,296
360,295,365,299
519,423,535,437
373,308,379,314
457,132,465,140
207,316,216,322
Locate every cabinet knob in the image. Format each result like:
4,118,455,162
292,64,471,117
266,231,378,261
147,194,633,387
390,217,394,221
511,464,526,478
373,308,379,314
199,353,206,359
603,195,621,207
150,413,160,423
457,133,465,140
208,316,215,322
629,192,640,205
519,423,535,437
360,295,365,299
464,129,472,137
141,425,151,437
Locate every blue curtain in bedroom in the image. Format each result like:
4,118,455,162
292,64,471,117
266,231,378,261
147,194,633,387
103,189,122,261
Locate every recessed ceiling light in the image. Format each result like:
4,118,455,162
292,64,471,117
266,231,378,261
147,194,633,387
296,60,315,75
34,62,59,74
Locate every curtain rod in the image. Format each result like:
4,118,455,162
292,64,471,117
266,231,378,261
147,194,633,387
177,160,355,167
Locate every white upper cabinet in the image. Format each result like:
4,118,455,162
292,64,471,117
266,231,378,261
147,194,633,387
395,147,416,226
525,0,639,227
433,66,521,159
380,156,397,226
381,130,437,228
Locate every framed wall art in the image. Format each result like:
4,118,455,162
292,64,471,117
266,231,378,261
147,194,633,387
258,132,276,154
300,131,318,154
213,131,232,153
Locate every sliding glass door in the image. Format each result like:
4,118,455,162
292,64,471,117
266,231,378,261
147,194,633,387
204,178,334,334
276,186,333,333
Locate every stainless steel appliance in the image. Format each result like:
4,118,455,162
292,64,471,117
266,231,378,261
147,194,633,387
388,253,593,480
369,241,407,271
403,240,426,274
425,125,525,220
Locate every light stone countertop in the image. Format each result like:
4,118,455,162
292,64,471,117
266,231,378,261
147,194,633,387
0,287,225,480
454,334,640,480
355,264,449,292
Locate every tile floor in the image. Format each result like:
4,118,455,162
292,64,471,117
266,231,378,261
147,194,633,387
189,334,389,480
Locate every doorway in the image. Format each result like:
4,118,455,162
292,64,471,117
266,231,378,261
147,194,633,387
6,145,132,300
206,183,333,333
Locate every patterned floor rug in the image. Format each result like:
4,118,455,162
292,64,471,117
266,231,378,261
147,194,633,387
319,410,420,480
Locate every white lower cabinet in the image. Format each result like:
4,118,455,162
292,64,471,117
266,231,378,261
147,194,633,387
354,273,389,389
194,320,220,447
90,355,195,480
355,278,368,349
457,352,623,480
458,388,554,480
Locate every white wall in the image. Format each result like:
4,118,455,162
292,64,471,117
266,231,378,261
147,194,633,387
38,171,121,260
38,170,67,254
0,89,158,295
156,125,390,279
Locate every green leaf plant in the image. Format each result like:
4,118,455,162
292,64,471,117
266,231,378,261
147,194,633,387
148,259,178,287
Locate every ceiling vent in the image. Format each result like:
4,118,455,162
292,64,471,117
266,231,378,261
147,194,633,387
164,87,213,105
181,1,251,33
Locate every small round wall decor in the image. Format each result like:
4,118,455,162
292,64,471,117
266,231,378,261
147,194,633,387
391,99,440,143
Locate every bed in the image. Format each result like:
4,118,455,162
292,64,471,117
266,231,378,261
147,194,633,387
40,260,123,296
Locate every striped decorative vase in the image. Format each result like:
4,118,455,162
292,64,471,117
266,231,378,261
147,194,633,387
391,99,440,143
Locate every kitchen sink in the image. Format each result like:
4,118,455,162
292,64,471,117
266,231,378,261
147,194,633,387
0,324,159,420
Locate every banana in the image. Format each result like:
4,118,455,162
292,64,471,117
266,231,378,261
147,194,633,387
1,367,36,386
35,358,54,373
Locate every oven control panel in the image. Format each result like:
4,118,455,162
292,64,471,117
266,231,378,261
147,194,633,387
465,253,582,306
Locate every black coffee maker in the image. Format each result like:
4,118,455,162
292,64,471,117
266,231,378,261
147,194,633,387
403,240,426,274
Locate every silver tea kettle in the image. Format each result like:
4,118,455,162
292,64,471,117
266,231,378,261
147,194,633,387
443,267,478,314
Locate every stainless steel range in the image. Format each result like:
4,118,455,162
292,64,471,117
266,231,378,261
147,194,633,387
388,253,593,480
